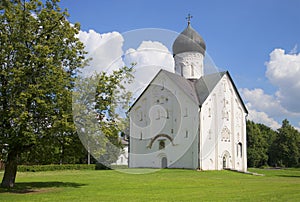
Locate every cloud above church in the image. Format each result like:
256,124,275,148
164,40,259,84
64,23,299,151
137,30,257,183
123,41,174,96
246,104,281,130
241,48,300,130
265,48,300,113
77,29,174,101
77,29,125,77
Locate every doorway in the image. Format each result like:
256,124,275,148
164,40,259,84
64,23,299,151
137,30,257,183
161,157,167,168
222,156,227,169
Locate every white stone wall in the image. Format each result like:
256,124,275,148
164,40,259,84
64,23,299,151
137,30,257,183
200,74,247,171
129,71,247,171
174,52,204,79
113,146,128,166
129,71,199,169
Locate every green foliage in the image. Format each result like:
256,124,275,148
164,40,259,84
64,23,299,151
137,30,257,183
246,120,268,167
0,0,86,187
73,66,133,166
17,164,96,172
247,119,300,168
19,135,87,165
270,119,300,167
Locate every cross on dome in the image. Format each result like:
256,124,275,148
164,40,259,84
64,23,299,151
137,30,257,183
186,14,193,25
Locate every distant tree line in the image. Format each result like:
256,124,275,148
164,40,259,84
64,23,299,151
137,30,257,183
247,119,300,168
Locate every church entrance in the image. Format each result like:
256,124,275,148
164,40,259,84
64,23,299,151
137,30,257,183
161,157,167,168
222,156,227,169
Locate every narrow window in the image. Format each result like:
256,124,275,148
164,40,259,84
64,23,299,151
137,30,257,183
239,143,242,157
156,109,160,120
185,130,188,138
223,81,227,92
140,132,143,140
140,111,143,121
159,140,165,150
208,108,211,117
184,107,188,117
237,143,242,157
180,64,183,76
166,109,169,119
191,64,194,76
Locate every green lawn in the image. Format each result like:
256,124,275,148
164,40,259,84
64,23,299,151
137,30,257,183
0,168,300,201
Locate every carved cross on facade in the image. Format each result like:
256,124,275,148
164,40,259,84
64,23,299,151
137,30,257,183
186,14,193,25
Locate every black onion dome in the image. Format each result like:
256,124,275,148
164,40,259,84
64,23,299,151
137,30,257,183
172,24,206,56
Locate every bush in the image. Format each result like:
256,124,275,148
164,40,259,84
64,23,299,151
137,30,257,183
95,163,111,170
17,164,96,172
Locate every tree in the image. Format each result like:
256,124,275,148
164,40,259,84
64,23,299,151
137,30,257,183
246,120,268,167
0,0,86,188
73,66,133,167
270,119,300,167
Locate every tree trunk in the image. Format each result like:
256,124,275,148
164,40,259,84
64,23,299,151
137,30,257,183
1,151,18,188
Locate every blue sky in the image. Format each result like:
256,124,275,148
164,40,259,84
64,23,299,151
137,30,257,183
60,0,300,130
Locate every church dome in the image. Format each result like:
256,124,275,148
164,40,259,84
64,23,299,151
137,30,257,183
172,24,206,56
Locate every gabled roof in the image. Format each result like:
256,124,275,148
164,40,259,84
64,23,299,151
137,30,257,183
194,71,226,105
129,69,248,114
160,70,199,104
128,69,197,112
194,71,248,113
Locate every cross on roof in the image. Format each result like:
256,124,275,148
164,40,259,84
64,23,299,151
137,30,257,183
186,14,193,25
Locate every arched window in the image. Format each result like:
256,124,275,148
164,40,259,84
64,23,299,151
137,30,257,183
159,140,165,150
180,64,184,76
237,143,242,157
140,111,143,121
156,109,160,120
191,64,194,76
184,108,188,117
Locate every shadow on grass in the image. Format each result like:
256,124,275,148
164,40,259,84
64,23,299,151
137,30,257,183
276,175,300,178
0,181,86,194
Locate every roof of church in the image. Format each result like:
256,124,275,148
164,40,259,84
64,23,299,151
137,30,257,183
172,24,206,56
193,71,227,105
161,70,199,104
162,70,223,105
128,69,248,114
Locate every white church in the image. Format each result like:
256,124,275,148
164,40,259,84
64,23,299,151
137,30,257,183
128,19,248,172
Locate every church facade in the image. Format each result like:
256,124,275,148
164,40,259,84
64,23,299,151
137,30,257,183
128,21,248,171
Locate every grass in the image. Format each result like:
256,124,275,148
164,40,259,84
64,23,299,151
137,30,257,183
0,168,299,201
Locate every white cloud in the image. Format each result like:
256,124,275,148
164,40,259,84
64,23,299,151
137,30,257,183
123,41,174,98
265,48,300,113
77,30,175,103
124,40,174,72
78,29,125,77
246,103,281,130
240,48,300,130
240,88,292,117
